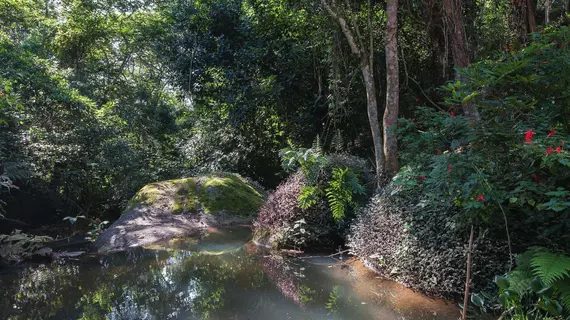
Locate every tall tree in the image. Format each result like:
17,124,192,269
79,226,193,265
444,0,480,119
511,0,537,43
383,0,399,175
321,0,384,182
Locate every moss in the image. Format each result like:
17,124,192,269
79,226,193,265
126,173,264,217
198,174,264,216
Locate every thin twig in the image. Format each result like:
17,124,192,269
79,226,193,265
499,203,514,272
299,249,351,260
462,225,475,320
408,76,446,112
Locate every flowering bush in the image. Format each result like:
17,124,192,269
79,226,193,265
396,26,570,244
350,26,570,300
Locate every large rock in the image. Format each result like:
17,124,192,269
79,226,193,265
95,173,265,252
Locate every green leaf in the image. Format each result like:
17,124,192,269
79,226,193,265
471,293,484,308
495,275,510,289
530,277,545,293
462,91,479,104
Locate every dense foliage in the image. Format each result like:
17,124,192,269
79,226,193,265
2,0,570,318
349,25,570,316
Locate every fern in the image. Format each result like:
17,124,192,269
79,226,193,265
325,167,365,221
279,145,329,185
331,130,344,153
530,252,570,286
507,269,534,296
311,135,323,157
499,249,570,316
298,186,320,209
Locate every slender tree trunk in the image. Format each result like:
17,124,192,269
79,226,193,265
362,64,384,180
321,0,385,181
384,0,399,175
461,225,475,320
444,0,480,120
545,0,551,24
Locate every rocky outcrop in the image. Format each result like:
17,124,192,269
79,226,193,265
95,173,264,252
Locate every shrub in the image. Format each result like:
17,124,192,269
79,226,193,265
349,26,570,301
348,189,509,299
253,150,374,250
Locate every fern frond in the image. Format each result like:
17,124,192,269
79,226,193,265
312,135,323,156
530,252,570,286
331,130,344,153
507,269,534,296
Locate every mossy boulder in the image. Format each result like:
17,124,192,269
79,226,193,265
128,173,264,217
95,173,265,252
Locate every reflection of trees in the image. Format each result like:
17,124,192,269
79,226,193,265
260,254,306,306
1,245,366,320
2,247,264,320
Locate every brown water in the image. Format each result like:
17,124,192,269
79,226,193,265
0,227,462,320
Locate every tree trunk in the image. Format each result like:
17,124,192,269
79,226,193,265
362,64,384,180
511,0,537,43
321,0,385,181
527,0,537,32
444,0,480,119
384,0,399,175
545,0,551,24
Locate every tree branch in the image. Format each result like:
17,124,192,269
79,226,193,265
321,0,362,58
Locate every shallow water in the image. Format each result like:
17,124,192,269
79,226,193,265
0,227,461,320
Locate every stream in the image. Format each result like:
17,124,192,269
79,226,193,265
0,227,462,320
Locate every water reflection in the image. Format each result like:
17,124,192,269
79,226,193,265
0,228,460,320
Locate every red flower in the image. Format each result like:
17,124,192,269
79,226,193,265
524,129,535,143
548,130,556,137
476,194,485,202
420,175,427,180
546,146,554,155
469,120,473,126
531,174,540,183
415,98,419,103
555,146,562,153
450,112,455,118
448,164,452,173
437,149,442,155
450,106,455,110
552,40,558,43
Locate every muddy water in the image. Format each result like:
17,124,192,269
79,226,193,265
0,227,462,320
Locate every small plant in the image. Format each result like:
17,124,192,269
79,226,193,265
86,218,109,242
63,215,109,241
475,248,570,319
63,215,86,226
